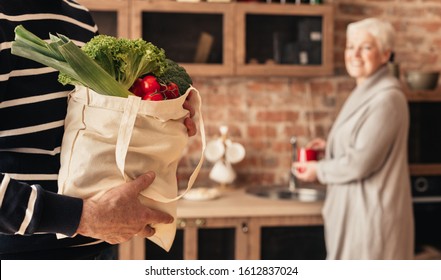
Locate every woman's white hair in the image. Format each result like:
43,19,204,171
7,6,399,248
347,18,395,52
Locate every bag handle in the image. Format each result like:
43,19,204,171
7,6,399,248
115,88,206,203
115,95,141,181
168,89,206,202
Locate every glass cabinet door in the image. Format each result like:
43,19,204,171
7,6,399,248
235,3,334,76
131,1,235,76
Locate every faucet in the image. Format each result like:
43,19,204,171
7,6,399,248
289,136,299,192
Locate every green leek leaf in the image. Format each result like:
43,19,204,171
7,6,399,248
11,25,131,98
58,41,130,97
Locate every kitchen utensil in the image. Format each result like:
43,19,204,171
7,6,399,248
205,139,225,162
225,142,246,164
289,137,299,191
405,70,439,90
209,160,236,184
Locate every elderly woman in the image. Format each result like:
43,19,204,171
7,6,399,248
293,18,414,259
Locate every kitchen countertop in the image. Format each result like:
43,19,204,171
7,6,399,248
177,186,324,219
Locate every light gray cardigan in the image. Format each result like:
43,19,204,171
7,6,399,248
317,66,414,259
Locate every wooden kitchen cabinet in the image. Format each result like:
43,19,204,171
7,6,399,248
119,216,325,260
76,0,130,38
176,217,248,260
118,188,325,260
118,218,248,260
130,1,235,76
235,3,334,76
79,0,334,77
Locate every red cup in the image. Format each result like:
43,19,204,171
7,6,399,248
298,148,318,162
297,148,318,172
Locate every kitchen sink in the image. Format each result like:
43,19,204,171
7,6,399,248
246,185,326,202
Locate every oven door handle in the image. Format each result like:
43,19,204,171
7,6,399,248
413,197,441,203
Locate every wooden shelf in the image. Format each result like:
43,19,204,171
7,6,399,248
404,86,441,102
409,164,441,176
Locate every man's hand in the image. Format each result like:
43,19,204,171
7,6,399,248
77,172,174,244
183,91,197,137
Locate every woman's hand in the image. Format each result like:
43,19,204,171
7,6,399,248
292,161,318,183
306,138,327,152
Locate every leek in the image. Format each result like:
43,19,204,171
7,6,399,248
11,25,132,97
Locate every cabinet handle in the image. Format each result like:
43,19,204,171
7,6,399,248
177,219,187,228
242,222,249,233
195,218,206,227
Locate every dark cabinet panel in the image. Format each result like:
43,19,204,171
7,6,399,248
91,11,118,37
141,12,224,65
198,228,236,260
261,225,326,260
145,230,184,260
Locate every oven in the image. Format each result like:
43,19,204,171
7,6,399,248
411,176,441,259
408,102,441,259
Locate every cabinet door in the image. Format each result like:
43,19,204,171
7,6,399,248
235,3,334,76
247,215,324,259
118,231,185,260
260,225,326,260
76,0,130,38
145,230,185,260
197,228,237,260
143,223,239,260
131,1,235,76
181,218,249,260
119,218,249,260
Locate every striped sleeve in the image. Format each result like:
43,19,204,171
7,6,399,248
0,173,83,236
0,0,98,239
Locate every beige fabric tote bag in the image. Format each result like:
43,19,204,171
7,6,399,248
57,85,205,251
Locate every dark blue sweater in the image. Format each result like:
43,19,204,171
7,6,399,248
0,0,112,259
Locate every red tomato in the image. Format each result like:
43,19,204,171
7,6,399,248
163,82,180,99
141,75,161,96
129,78,144,97
143,92,164,101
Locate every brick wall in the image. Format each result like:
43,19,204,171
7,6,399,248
178,0,441,189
